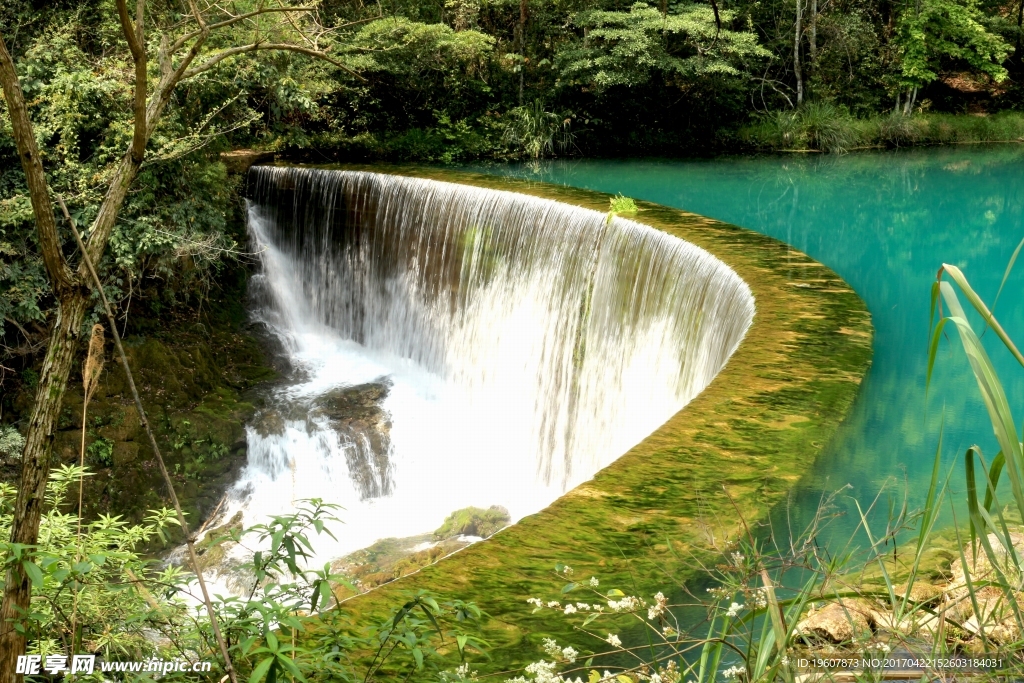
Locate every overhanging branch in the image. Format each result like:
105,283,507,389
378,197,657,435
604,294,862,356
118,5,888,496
183,41,367,81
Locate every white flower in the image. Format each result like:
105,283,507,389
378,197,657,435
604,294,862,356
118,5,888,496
524,660,560,683
527,598,543,607
589,576,600,587
649,675,663,683
542,639,561,658
575,602,591,610
725,602,744,618
563,604,577,615
607,596,642,612
648,591,668,620
606,634,622,648
723,665,746,680
561,565,574,575
561,646,578,663
547,601,561,609
731,552,745,566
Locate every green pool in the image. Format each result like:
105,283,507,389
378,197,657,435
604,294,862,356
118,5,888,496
469,146,1024,539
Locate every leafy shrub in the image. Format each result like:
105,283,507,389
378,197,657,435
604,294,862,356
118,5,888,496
608,194,639,215
86,436,114,468
0,425,24,462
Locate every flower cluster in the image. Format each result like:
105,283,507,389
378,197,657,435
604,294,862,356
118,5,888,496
607,595,644,612
722,665,746,680
725,602,744,618
505,660,585,683
647,592,668,620
747,587,768,609
542,639,578,664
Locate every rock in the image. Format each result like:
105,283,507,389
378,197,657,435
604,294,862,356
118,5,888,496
112,441,139,467
220,150,275,174
311,380,394,499
893,582,943,606
433,505,511,541
947,532,1024,591
252,409,286,437
795,600,873,643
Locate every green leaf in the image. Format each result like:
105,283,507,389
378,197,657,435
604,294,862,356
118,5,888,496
605,588,625,598
248,657,274,683
21,561,42,588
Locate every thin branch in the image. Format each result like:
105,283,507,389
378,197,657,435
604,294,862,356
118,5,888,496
170,6,318,53
183,41,367,80
57,196,240,683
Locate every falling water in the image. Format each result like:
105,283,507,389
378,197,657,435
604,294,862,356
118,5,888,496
219,168,754,567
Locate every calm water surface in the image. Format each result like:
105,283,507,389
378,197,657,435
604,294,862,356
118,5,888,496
469,147,1024,541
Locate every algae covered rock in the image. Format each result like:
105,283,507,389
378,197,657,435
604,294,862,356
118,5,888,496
433,505,511,540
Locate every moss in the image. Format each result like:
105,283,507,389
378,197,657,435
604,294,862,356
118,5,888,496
433,506,511,540
304,167,874,675
7,307,276,542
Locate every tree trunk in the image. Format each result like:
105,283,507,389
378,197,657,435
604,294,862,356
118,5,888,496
1016,0,1023,64
794,0,804,106
0,292,87,683
809,0,818,70
518,0,527,105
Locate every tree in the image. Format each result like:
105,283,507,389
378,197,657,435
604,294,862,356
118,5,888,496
894,0,1010,110
554,2,770,93
0,3,361,680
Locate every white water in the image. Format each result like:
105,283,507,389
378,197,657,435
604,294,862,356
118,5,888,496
207,169,755,576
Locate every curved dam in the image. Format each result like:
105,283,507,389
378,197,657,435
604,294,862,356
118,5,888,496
313,169,872,668
233,167,755,561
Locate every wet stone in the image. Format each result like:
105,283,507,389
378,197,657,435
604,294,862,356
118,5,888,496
311,378,394,500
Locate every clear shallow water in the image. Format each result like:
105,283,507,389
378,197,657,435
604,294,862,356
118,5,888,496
468,147,1024,540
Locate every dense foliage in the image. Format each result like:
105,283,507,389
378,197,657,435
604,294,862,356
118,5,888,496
3,0,1024,363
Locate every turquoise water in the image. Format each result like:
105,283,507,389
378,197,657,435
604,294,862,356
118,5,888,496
469,147,1024,541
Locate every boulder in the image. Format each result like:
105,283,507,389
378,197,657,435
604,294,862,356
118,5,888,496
433,505,511,541
795,600,874,643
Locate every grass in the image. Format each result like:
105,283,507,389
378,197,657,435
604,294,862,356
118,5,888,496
736,106,1024,154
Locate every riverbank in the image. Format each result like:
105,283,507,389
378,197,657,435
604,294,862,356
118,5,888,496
733,108,1024,155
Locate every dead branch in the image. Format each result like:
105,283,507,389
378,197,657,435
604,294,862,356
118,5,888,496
58,196,240,683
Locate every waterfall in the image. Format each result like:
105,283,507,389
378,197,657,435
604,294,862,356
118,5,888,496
225,167,754,564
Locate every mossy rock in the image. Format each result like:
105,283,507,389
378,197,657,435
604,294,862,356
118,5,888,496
433,506,511,540
7,319,275,542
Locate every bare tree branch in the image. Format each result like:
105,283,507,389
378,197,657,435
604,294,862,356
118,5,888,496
184,41,367,80
170,6,318,53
